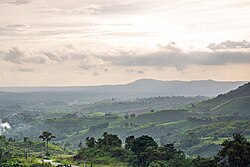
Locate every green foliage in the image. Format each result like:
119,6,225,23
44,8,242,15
125,136,135,150
85,137,96,148
148,161,167,167
96,132,122,148
0,135,68,163
39,131,56,156
75,147,131,166
166,153,192,167
0,158,52,167
215,133,250,167
192,157,215,167
131,135,158,156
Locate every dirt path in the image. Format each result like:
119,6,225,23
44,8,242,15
209,99,232,112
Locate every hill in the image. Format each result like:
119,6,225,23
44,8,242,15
192,82,250,114
0,79,245,98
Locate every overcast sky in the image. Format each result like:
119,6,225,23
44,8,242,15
0,0,250,86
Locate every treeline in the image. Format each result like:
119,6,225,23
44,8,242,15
76,133,250,167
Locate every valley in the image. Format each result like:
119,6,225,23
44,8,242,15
1,80,250,166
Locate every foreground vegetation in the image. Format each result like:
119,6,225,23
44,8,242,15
1,132,250,167
73,132,250,167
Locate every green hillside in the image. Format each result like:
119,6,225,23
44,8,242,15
181,120,250,138
210,96,250,116
192,82,250,114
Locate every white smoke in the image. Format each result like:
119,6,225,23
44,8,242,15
0,119,11,135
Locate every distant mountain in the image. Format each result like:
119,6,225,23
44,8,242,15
119,79,246,96
193,82,250,114
0,79,246,99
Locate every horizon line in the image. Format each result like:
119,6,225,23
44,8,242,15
0,78,247,88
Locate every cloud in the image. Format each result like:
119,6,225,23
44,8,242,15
157,42,182,52
5,23,29,28
0,47,70,64
207,40,250,50
0,24,29,31
0,47,25,64
1,40,250,70
0,24,30,36
0,0,31,5
101,41,250,70
39,1,154,16
79,55,109,69
38,51,70,63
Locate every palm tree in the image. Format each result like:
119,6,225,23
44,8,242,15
39,131,56,156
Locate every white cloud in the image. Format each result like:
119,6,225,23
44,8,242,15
0,0,250,85
101,41,250,69
0,47,71,64
207,40,250,50
79,55,109,69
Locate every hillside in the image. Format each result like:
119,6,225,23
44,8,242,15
192,82,250,114
210,96,250,116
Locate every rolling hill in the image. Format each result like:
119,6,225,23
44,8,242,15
192,82,250,115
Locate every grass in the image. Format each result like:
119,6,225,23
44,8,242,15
211,96,250,115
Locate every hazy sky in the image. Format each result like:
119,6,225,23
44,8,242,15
0,0,250,86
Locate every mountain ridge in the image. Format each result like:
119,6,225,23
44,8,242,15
0,79,246,98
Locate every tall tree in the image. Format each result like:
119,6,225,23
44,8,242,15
39,131,56,156
215,133,250,167
131,135,158,156
86,137,96,148
125,136,135,150
97,132,122,148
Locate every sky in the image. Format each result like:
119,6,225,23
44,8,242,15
0,0,250,86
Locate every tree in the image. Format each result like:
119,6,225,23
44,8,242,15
131,135,158,156
215,133,250,167
148,161,167,167
125,136,135,150
159,143,180,160
166,153,192,167
125,115,129,120
138,146,162,167
192,156,215,167
86,137,96,148
78,141,83,149
24,137,32,159
39,131,56,156
97,132,122,148
130,114,136,119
